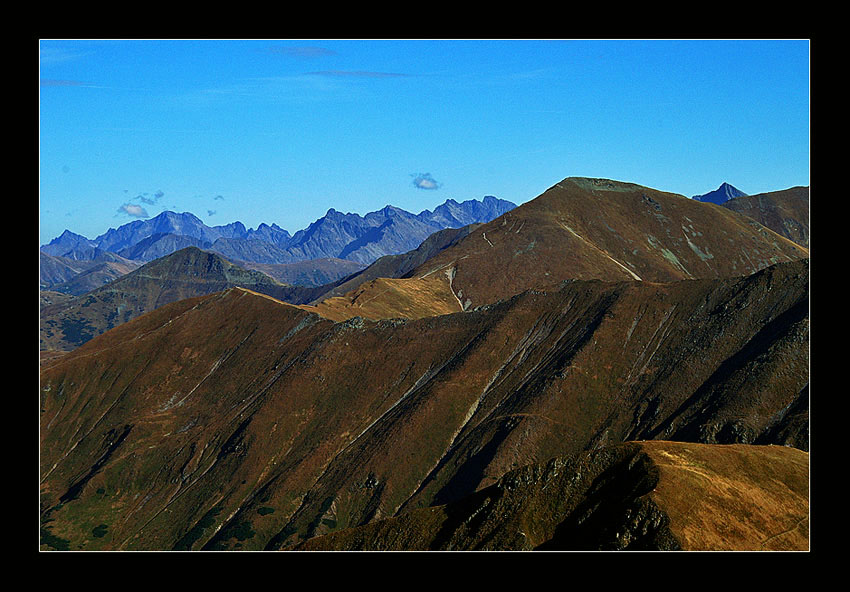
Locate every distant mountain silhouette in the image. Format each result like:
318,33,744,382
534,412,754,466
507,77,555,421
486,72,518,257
40,197,517,268
692,182,747,205
39,247,322,352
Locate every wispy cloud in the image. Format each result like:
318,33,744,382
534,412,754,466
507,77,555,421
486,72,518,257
138,190,165,205
265,46,338,59
40,79,107,89
40,79,107,88
40,79,84,87
117,203,149,218
306,70,409,78
39,46,92,66
412,173,442,190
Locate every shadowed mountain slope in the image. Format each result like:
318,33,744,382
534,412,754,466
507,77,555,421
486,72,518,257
39,247,323,352
40,251,141,294
237,257,365,288
290,440,808,551
721,186,809,249
407,177,809,310
39,257,808,551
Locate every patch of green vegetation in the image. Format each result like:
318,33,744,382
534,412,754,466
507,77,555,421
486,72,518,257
92,524,109,538
41,526,71,551
203,519,256,550
265,524,299,550
257,506,275,516
230,521,256,541
306,496,335,537
172,506,223,551
60,318,95,345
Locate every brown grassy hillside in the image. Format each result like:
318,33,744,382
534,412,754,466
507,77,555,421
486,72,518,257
40,258,808,551
722,186,809,248
289,440,808,551
408,177,808,309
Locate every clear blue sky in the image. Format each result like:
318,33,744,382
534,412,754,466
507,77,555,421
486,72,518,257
39,39,810,245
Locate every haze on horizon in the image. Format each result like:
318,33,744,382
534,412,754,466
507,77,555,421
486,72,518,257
39,39,810,245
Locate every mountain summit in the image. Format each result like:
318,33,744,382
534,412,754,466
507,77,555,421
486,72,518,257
692,183,747,205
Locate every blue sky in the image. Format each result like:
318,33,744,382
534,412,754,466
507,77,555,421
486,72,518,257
39,39,810,245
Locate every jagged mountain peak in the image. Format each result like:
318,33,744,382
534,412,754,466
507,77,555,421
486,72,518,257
55,229,90,241
42,197,517,268
692,182,747,204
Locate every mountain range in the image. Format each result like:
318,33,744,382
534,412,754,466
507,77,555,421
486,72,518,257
39,180,809,353
41,196,517,269
39,176,810,551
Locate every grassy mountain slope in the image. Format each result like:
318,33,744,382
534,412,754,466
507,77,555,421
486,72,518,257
721,186,809,248
408,177,809,309
39,257,808,551
290,440,808,551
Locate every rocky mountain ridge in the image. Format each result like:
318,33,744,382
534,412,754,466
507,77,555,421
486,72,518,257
41,196,517,268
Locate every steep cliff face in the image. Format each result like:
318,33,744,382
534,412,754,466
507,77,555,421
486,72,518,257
289,441,809,551
39,258,808,551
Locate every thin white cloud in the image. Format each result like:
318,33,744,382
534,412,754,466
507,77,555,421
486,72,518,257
306,70,409,78
39,46,93,65
118,203,149,218
265,46,337,59
138,190,165,205
40,79,106,89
